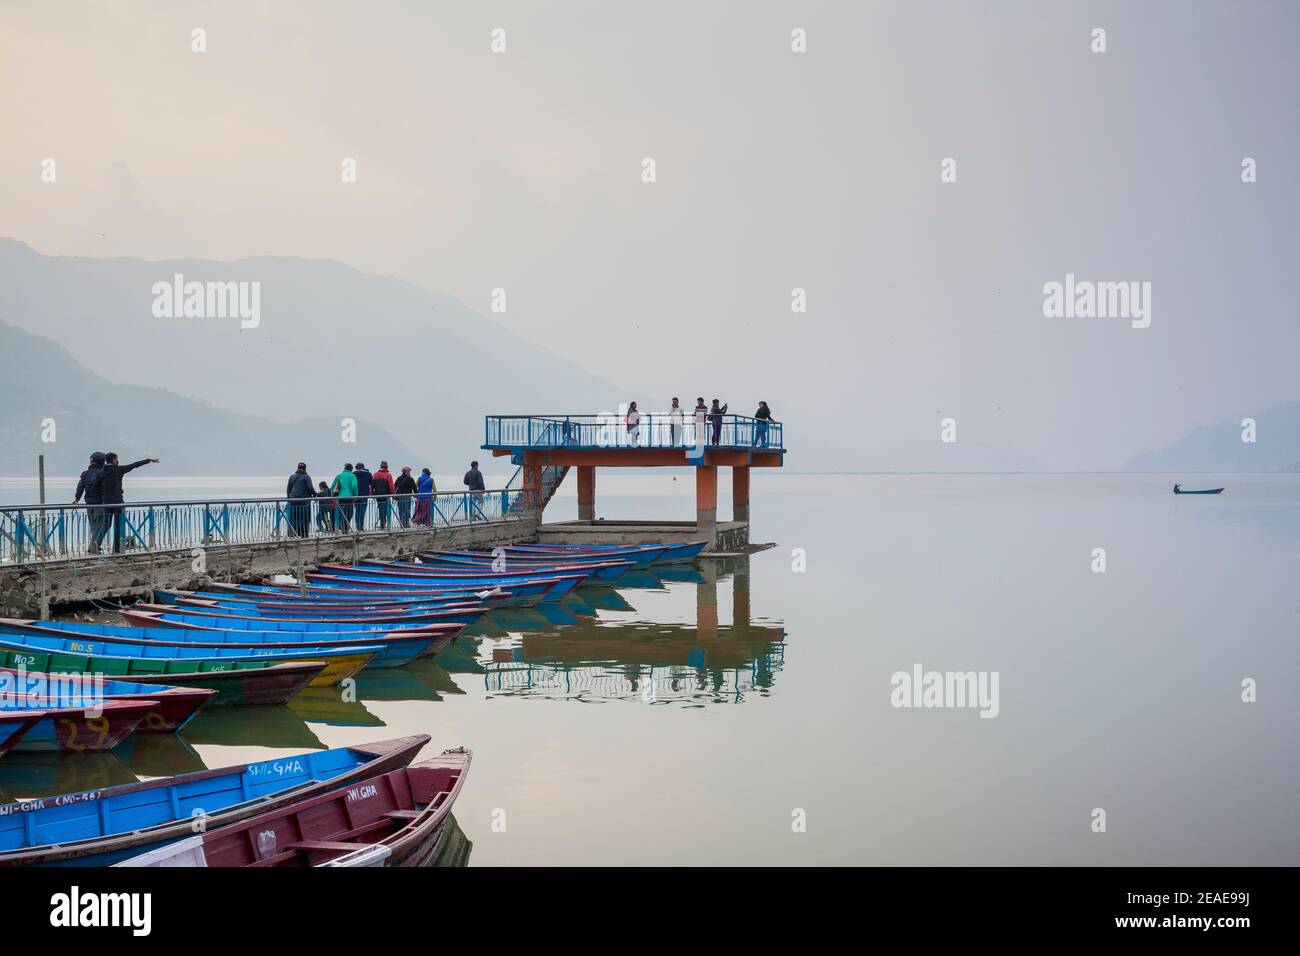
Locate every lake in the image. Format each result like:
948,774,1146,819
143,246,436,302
2,473,1296,865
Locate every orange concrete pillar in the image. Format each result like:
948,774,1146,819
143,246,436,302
732,465,750,523
522,456,544,520
696,465,717,543
577,465,596,522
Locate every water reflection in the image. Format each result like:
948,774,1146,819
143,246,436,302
0,557,780,868
478,557,786,705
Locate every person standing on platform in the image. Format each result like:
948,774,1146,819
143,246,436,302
753,401,773,447
285,462,314,537
331,463,358,532
315,480,336,532
394,466,417,527
352,462,373,530
98,452,159,554
708,398,728,446
415,467,436,524
668,398,683,446
626,401,641,447
74,452,106,554
371,461,395,529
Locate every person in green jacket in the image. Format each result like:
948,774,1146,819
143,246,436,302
331,463,358,531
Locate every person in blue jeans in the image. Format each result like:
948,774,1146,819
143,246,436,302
352,462,373,530
753,401,773,447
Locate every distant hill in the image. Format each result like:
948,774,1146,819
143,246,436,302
0,320,426,477
1125,401,1300,472
0,239,623,473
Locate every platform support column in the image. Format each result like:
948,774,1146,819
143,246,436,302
523,455,544,520
732,465,750,523
696,465,717,544
577,465,596,521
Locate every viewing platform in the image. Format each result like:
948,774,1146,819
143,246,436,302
484,413,786,548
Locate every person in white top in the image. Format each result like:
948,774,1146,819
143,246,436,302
668,397,684,446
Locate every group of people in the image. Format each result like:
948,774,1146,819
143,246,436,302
621,398,775,448
73,452,159,554
285,460,488,537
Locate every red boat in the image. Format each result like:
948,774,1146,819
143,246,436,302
118,747,472,867
2,699,159,753
0,666,216,733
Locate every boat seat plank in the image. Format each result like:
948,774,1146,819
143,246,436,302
286,840,374,853
383,810,421,821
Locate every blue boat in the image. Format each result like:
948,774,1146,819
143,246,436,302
0,735,429,866
130,600,483,632
510,540,709,564
35,617,442,670
307,572,584,604
0,622,378,685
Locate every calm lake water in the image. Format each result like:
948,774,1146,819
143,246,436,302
3,473,1297,865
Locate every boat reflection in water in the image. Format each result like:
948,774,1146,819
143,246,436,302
478,556,785,705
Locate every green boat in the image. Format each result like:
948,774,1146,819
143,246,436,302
0,648,325,706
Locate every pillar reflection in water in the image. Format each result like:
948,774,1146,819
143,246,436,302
478,556,784,704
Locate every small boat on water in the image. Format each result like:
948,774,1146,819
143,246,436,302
506,541,709,565
0,623,374,687
1173,484,1224,495
128,600,486,629
0,735,430,866
0,699,157,754
0,667,215,732
117,747,471,868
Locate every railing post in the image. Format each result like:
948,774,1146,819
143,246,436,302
148,506,156,550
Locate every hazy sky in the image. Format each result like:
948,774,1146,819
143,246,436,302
2,0,1298,469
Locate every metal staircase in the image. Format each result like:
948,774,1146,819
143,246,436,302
505,463,570,516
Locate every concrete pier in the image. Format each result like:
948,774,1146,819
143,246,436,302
0,519,536,619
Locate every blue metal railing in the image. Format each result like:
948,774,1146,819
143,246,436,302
484,414,784,452
0,489,523,565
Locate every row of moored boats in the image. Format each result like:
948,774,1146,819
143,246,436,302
0,541,704,867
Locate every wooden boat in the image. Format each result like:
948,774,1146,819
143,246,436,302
0,619,405,669
414,553,633,583
0,735,430,866
428,544,663,569
0,667,215,733
325,560,615,587
511,540,709,564
187,581,548,608
116,613,456,665
0,712,45,757
129,600,485,628
0,699,158,754
0,649,322,706
117,747,471,867
306,572,583,604
167,595,484,623
154,587,502,611
1173,486,1224,495
0,623,374,687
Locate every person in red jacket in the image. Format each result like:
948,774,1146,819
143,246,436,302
371,461,396,529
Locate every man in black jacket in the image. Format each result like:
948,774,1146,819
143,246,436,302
352,462,373,531
394,466,417,528
97,452,159,554
286,462,314,537
74,452,106,554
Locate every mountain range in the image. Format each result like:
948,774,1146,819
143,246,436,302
0,238,622,477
